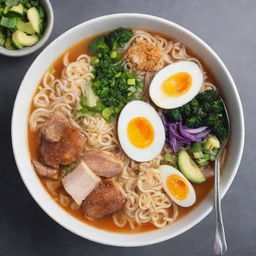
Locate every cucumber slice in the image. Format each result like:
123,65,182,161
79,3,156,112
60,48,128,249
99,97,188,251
16,20,35,34
11,32,23,49
0,31,6,46
27,7,40,34
178,149,206,183
4,37,15,50
9,3,24,15
12,30,39,46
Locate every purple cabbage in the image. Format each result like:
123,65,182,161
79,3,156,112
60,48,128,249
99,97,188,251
162,118,210,153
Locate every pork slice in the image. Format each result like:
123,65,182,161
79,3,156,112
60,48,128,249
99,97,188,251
40,117,86,168
82,179,127,219
32,160,58,180
83,151,123,177
202,166,215,178
62,161,100,205
41,117,64,143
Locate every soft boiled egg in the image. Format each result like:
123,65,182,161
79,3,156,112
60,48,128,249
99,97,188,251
149,61,203,109
118,100,165,162
159,165,196,207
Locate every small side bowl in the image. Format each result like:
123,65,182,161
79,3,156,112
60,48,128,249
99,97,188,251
0,0,54,57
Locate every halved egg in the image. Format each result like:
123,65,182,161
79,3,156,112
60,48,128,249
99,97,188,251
159,165,196,207
118,100,165,162
149,61,203,109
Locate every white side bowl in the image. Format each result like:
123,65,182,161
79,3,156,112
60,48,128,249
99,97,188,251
11,13,244,247
0,0,54,57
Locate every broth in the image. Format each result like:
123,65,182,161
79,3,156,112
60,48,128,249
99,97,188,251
28,31,219,233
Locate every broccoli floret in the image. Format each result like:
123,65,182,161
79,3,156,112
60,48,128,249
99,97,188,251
105,27,133,49
88,36,109,54
197,89,219,103
166,108,181,122
212,99,224,113
212,120,228,141
185,116,202,128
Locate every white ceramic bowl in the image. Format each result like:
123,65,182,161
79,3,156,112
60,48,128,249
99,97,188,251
0,0,54,57
11,13,244,247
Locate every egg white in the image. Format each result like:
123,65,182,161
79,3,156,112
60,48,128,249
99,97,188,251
118,100,165,162
159,165,196,207
149,61,203,109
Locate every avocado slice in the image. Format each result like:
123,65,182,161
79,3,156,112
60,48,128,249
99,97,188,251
12,31,39,47
27,7,40,34
178,149,206,183
9,4,24,15
16,20,35,35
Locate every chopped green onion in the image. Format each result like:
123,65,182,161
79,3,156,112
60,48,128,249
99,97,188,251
91,56,99,65
110,50,117,58
127,78,136,85
115,72,121,78
102,107,113,121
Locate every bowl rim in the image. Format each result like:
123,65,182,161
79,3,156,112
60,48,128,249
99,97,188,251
0,0,54,57
11,13,245,247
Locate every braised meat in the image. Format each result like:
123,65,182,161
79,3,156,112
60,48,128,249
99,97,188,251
39,117,86,168
41,116,63,143
32,160,58,180
82,179,127,219
62,161,101,205
83,151,123,177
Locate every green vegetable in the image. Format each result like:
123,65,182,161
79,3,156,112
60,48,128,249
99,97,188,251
105,27,133,49
4,36,15,49
79,28,142,122
27,7,39,33
5,0,19,7
191,135,221,166
88,36,109,54
166,90,228,141
160,153,177,167
0,16,17,28
11,30,23,48
127,78,136,85
204,135,220,150
91,56,99,65
16,20,35,34
83,81,99,107
192,142,204,159
102,107,113,122
196,158,209,166
178,149,206,183
110,50,117,59
0,30,6,46
12,30,38,46
9,3,23,14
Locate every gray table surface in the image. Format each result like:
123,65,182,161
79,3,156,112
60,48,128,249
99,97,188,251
0,0,255,255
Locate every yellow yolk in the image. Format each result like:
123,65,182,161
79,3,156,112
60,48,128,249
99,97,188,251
166,174,189,200
162,72,192,97
127,117,154,149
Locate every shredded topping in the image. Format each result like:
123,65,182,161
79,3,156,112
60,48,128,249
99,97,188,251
126,39,163,71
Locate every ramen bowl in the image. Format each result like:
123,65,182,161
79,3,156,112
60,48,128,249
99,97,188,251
11,13,244,246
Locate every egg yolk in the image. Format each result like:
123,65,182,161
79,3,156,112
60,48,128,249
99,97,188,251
127,117,154,149
162,72,192,97
166,174,189,200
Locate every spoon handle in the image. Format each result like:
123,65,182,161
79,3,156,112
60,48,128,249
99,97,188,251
214,155,227,256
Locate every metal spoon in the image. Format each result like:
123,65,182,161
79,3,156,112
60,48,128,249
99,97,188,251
214,98,230,256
